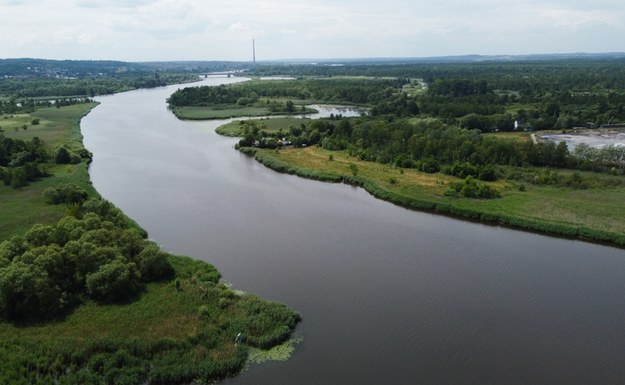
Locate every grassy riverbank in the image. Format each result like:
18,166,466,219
171,104,315,120
241,145,625,246
167,77,394,120
216,117,311,137
0,253,300,384
0,104,99,240
1,104,301,384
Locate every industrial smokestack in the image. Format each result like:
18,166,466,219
253,39,256,65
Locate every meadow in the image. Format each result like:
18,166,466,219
216,117,311,137
0,104,98,240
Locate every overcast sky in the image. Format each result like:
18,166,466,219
1,0,624,61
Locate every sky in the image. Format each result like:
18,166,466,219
1,0,624,62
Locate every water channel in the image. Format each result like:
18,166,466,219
81,77,625,385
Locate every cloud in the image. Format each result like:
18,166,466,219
1,0,623,60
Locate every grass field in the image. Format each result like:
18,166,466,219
249,146,625,244
216,117,311,137
0,104,99,241
172,106,275,120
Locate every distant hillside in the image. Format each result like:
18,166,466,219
0,59,251,79
0,59,149,78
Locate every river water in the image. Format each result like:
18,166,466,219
81,77,625,385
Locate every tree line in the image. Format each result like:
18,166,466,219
167,78,407,107
0,72,196,98
238,114,625,180
0,133,92,188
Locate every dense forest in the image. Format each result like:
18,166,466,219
0,59,210,98
169,60,625,184
247,59,625,91
167,78,406,107
172,59,625,130
0,73,197,98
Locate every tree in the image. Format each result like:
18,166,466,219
0,262,63,321
86,260,142,303
54,147,71,164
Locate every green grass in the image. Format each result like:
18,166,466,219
248,146,625,245
2,104,96,148
483,131,532,143
171,106,316,120
172,106,276,120
216,117,311,137
0,104,99,241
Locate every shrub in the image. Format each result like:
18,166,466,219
446,176,500,199
0,262,63,321
420,158,440,173
135,244,174,282
86,260,142,303
349,163,359,176
43,183,89,205
54,147,72,164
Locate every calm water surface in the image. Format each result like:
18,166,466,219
82,78,625,385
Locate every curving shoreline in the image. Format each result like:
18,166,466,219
238,146,625,248
0,97,301,384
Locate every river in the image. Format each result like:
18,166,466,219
81,77,625,385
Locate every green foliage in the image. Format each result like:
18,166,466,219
232,295,302,349
0,133,50,188
168,78,404,108
446,176,501,199
54,147,72,164
0,262,64,321
86,260,142,303
0,199,173,321
135,244,175,282
43,183,88,205
349,163,359,176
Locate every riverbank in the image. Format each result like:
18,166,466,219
0,103,301,384
216,117,312,137
0,104,99,239
171,105,315,120
239,146,625,247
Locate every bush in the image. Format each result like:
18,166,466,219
0,262,64,321
420,158,440,173
135,244,174,282
446,176,500,199
43,183,89,205
54,147,72,164
86,260,142,303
